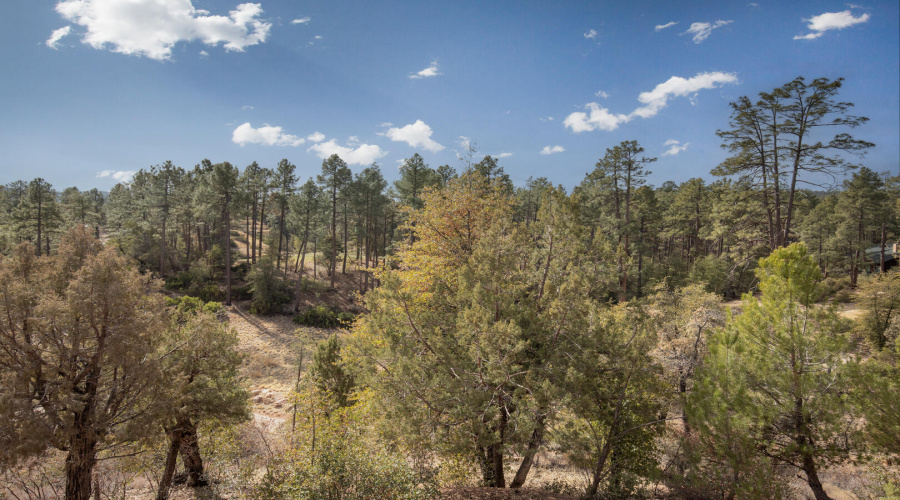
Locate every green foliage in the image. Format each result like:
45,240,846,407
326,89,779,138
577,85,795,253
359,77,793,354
247,257,292,315
309,335,356,409
255,394,437,500
690,243,852,499
293,305,355,329
164,295,224,316
855,271,900,351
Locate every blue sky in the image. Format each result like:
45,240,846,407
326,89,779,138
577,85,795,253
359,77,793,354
1,1,897,191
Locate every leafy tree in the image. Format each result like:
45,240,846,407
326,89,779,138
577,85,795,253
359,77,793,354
309,335,356,409
0,227,167,500
273,159,298,270
715,77,873,248
355,176,618,488
647,283,725,434
196,162,239,305
394,153,439,211
155,303,249,500
694,243,852,500
835,167,889,286
557,303,667,497
578,140,655,300
317,154,352,287
14,178,62,256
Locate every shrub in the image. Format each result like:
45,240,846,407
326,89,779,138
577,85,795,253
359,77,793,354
254,395,437,500
165,295,224,316
247,257,292,315
293,305,355,329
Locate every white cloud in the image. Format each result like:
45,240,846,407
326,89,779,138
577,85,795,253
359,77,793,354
199,50,209,57
584,29,598,39
241,105,253,110
383,120,444,152
307,139,387,166
540,116,555,122
232,122,305,147
307,131,325,142
494,152,513,159
540,145,565,155
595,90,610,99
410,60,441,79
54,0,271,60
662,140,689,156
291,17,310,24
794,10,870,40
655,21,677,32
565,71,738,133
564,104,632,132
683,20,732,43
46,26,72,49
632,71,738,118
97,170,136,182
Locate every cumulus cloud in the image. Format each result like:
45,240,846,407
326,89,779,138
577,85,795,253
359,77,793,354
97,170,136,182
291,17,310,24
794,10,870,40
564,71,738,133
410,60,441,79
540,145,565,155
307,131,325,142
53,0,271,60
564,104,631,133
683,20,732,43
584,29,598,39
46,26,72,49
655,21,677,32
382,120,444,152
595,90,610,99
662,140,689,156
307,139,387,166
232,122,305,146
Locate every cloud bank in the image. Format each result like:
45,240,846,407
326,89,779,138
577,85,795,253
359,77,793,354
54,0,271,60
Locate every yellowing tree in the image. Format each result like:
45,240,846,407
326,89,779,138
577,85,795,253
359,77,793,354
354,173,618,488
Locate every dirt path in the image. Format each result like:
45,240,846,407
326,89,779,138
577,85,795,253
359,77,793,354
226,303,332,418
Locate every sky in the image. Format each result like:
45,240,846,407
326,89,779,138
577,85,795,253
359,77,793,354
1,0,898,191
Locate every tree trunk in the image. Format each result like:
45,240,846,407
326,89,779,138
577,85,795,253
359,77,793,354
156,428,184,500
251,198,258,264
294,240,308,312
509,415,546,488
64,432,97,500
179,420,207,487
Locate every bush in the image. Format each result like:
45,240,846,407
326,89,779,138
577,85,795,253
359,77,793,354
293,306,355,329
247,257,292,315
254,396,437,500
165,295,224,316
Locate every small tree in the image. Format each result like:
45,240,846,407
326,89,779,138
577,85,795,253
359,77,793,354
155,301,249,500
693,243,851,500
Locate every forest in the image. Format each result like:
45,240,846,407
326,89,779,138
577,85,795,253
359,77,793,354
1,77,898,500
